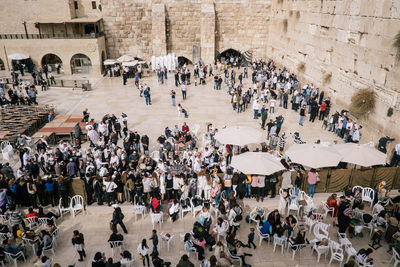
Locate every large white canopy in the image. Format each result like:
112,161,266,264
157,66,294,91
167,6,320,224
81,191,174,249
122,60,139,67
286,143,342,169
214,126,264,146
8,53,29,60
230,152,285,175
116,55,135,63
103,59,118,65
332,143,387,167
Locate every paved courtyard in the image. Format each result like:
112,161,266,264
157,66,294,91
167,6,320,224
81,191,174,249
10,71,393,266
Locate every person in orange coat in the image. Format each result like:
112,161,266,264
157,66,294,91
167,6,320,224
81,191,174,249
326,193,338,217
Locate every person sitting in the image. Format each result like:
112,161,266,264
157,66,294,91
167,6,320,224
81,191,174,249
176,254,194,267
356,248,374,265
35,230,52,262
260,219,272,235
92,252,107,267
120,250,132,265
288,230,306,250
34,256,52,267
105,257,120,267
184,233,204,260
282,215,297,237
108,231,123,247
267,209,281,234
218,251,233,267
151,251,171,267
273,228,288,244
326,194,338,217
26,208,39,221
151,197,162,214
211,217,229,237
168,199,180,222
3,238,25,255
37,207,59,220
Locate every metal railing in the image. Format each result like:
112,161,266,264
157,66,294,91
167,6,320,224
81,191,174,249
0,32,104,40
2,77,90,89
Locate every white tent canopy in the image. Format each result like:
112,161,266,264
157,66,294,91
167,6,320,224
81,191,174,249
116,55,135,63
214,126,264,146
230,152,285,175
332,143,387,167
122,60,138,67
286,143,342,169
103,59,118,65
8,53,29,60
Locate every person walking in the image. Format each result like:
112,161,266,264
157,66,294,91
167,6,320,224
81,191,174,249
111,205,128,234
181,84,187,100
170,90,176,106
150,229,158,254
307,169,319,197
72,230,86,262
260,105,268,130
253,99,260,119
137,239,150,266
299,106,306,126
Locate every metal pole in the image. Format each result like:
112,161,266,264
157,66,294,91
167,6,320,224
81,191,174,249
3,46,10,71
22,21,28,39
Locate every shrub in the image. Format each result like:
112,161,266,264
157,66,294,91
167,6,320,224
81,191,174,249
297,62,305,72
387,107,393,117
350,89,376,117
393,31,400,61
323,73,332,84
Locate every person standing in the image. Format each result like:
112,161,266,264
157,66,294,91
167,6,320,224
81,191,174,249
252,99,260,119
390,143,400,167
150,229,158,254
260,105,268,130
269,97,276,113
137,239,150,266
307,169,318,197
111,205,128,234
122,72,127,85
181,84,187,100
72,230,86,262
170,90,176,106
299,106,306,126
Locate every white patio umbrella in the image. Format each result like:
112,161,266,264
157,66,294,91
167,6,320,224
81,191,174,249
214,126,264,146
285,143,342,169
116,55,135,63
103,59,117,65
8,53,29,60
122,60,138,67
332,143,387,167
230,152,285,175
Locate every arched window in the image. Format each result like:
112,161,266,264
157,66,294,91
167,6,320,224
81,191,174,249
41,53,63,71
70,53,92,74
177,56,192,67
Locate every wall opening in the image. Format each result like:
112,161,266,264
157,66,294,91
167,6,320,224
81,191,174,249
70,53,92,74
216,49,244,66
178,56,192,67
41,54,63,71
0,58,5,71
101,51,106,74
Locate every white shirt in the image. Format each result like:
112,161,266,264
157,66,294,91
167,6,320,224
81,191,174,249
395,144,400,155
270,99,276,107
253,101,260,110
137,244,148,256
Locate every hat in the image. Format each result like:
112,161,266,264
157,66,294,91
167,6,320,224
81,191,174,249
112,204,119,208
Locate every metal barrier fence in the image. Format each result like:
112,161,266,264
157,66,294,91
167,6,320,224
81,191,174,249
0,33,104,40
2,77,91,89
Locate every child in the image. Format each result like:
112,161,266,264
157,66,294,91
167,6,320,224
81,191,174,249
150,229,158,254
72,230,86,261
247,228,256,249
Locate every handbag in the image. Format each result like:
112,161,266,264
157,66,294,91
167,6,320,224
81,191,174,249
316,175,321,182
109,221,115,232
139,254,144,261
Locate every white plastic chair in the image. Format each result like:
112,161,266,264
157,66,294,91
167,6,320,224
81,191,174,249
226,246,242,266
338,233,352,248
288,198,301,216
0,215,9,225
58,197,72,217
42,238,56,256
313,222,329,241
249,206,265,224
38,217,57,228
70,195,85,217
273,235,287,254
257,226,270,246
362,187,375,208
355,253,374,267
22,236,38,253
311,242,329,262
390,247,400,267
134,205,146,221
215,220,229,242
344,245,357,263
191,196,203,217
180,198,192,219
312,212,325,222
328,240,344,265
303,216,317,235
321,201,335,218
109,241,123,256
121,259,135,267
51,228,59,247
26,216,38,229
289,242,306,260
160,232,174,251
352,186,363,193
151,212,164,229
278,195,287,214
4,251,25,267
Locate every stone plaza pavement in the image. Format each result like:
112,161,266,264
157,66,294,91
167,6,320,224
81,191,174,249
18,71,394,266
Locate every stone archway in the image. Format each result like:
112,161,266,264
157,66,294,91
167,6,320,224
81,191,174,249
41,53,63,71
177,56,192,67
70,53,92,74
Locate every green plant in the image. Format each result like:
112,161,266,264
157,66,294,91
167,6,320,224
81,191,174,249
387,107,394,117
350,89,376,117
297,62,305,72
323,73,332,84
394,31,400,61
283,19,288,32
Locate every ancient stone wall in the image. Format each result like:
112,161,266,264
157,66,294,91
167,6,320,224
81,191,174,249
214,0,271,59
100,0,153,59
267,0,400,143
